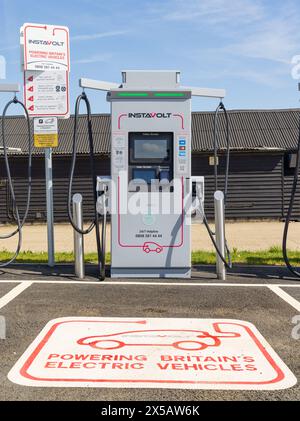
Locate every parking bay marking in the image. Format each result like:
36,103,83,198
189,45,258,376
1,279,300,287
8,317,297,390
0,282,33,310
1,281,300,312
268,286,300,312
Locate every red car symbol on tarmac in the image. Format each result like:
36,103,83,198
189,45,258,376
77,329,240,351
143,242,163,254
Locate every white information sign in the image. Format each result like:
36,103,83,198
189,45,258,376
34,117,58,148
8,317,297,390
23,23,70,72
24,70,69,118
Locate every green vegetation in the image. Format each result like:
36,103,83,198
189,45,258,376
191,246,300,266
0,246,299,266
0,250,111,264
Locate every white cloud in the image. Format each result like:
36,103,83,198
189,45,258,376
0,31,129,53
72,53,112,64
225,68,288,88
71,30,129,42
167,0,300,77
157,0,300,65
225,15,300,64
0,44,18,52
162,0,264,25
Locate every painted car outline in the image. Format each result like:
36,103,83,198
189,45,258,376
143,242,163,254
77,328,240,351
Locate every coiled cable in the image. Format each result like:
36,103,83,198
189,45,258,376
67,92,105,280
0,97,32,267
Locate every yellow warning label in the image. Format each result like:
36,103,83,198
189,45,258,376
34,133,58,148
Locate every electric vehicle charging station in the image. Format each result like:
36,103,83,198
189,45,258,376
1,31,300,402
3,64,298,282
79,70,227,279
109,70,192,278
0,70,230,280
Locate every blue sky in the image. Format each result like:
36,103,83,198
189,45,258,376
1,0,300,114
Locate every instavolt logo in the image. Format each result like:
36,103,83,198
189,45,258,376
128,112,172,119
28,39,65,47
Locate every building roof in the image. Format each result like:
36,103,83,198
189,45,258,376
1,108,300,156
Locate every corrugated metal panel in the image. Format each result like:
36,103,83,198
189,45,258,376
1,109,300,156
0,114,111,156
192,109,300,152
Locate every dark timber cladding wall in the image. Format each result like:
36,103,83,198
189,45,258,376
192,152,284,219
283,174,300,220
1,151,299,222
0,155,110,223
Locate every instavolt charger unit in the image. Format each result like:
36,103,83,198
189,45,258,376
79,70,225,279
108,71,191,278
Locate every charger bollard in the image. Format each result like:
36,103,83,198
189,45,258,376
214,191,226,281
73,193,85,279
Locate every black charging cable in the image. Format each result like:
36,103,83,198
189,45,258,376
67,92,105,280
201,101,232,269
0,97,32,267
282,119,300,279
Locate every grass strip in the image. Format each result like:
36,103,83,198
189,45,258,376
0,246,299,266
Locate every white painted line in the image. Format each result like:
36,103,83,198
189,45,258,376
268,286,300,312
270,284,300,288
8,317,297,390
88,281,300,288
0,282,33,310
0,279,300,287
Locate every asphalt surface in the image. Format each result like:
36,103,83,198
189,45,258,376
0,264,299,401
2,263,300,283
283,287,300,301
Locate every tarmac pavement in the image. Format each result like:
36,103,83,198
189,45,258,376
0,264,299,401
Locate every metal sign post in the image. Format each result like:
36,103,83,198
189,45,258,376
34,117,58,267
21,22,70,268
45,147,55,267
